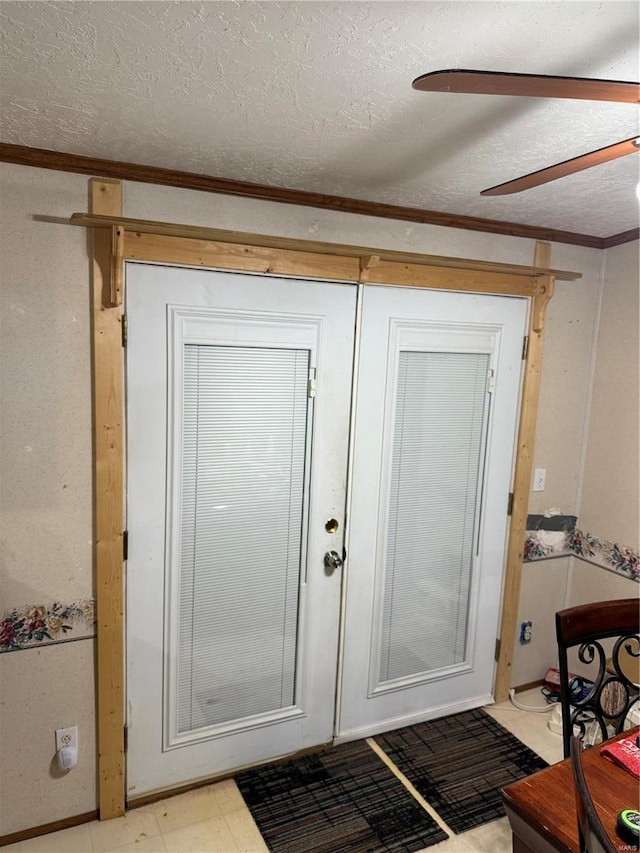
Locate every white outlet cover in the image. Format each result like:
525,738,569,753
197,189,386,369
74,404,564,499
55,725,78,751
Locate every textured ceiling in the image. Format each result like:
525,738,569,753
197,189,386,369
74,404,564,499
1,1,639,237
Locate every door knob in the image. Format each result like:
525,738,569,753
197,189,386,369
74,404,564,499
324,550,343,574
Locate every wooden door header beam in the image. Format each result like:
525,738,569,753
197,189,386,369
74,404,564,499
69,212,582,282
2,142,636,248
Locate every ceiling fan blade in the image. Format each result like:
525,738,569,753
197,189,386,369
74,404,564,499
481,137,640,196
412,69,640,103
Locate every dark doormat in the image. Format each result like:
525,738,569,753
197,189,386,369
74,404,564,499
374,707,548,834
236,739,449,853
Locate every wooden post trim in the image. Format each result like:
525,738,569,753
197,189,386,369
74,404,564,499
531,242,554,334
358,254,380,282
91,179,125,819
494,240,556,701
533,240,552,270
110,225,125,307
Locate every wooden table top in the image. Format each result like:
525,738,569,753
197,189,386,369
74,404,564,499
502,728,640,853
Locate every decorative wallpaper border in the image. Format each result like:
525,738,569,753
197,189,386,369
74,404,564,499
524,528,640,583
0,599,96,653
2,530,637,652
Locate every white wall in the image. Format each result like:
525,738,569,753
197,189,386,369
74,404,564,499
563,240,639,626
0,162,630,834
579,240,639,549
0,166,96,836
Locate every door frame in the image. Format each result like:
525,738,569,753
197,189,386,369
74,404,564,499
86,178,576,818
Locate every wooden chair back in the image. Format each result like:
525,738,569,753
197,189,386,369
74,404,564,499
570,736,618,853
556,598,639,759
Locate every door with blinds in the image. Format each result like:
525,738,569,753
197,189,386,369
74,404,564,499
126,263,356,796
337,286,528,740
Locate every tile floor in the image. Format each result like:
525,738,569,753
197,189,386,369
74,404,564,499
6,690,564,853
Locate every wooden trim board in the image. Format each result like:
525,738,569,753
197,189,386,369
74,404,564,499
69,213,582,286
124,231,542,296
514,679,545,694
0,811,98,847
600,228,640,248
494,241,554,702
90,179,125,820
3,141,635,248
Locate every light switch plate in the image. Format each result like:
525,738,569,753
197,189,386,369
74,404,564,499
533,468,546,491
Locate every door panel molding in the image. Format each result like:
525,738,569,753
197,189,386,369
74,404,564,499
163,306,323,751
365,320,499,701
86,177,559,815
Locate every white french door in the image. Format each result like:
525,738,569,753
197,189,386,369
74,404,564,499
126,264,527,796
126,263,356,796
338,286,528,739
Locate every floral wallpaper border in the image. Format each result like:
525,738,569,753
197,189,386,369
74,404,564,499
0,599,96,653
524,528,640,583
2,529,637,652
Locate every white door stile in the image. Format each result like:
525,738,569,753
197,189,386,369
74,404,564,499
333,281,364,735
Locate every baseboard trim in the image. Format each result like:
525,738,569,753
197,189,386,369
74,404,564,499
0,810,98,847
514,679,545,694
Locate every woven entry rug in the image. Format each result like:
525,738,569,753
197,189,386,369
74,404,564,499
236,739,448,853
374,707,548,834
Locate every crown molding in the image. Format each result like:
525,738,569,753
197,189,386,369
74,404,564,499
1,142,636,248
600,228,640,248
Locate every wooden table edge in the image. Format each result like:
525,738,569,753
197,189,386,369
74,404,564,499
501,727,639,853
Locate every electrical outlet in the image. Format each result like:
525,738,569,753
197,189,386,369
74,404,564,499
519,621,533,644
532,468,546,491
55,726,78,752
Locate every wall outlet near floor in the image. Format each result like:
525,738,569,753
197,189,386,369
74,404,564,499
55,725,78,752
532,468,546,491
519,621,533,644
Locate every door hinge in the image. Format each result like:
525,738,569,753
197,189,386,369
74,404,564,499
522,335,529,360
123,725,129,754
486,369,495,394
507,492,514,516
123,530,129,561
494,638,501,662
121,314,128,348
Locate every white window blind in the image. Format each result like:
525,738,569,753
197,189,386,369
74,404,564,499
379,350,490,683
177,344,310,732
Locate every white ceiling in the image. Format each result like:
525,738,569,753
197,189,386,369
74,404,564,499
1,1,639,238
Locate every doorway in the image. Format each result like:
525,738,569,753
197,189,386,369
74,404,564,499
125,262,527,796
